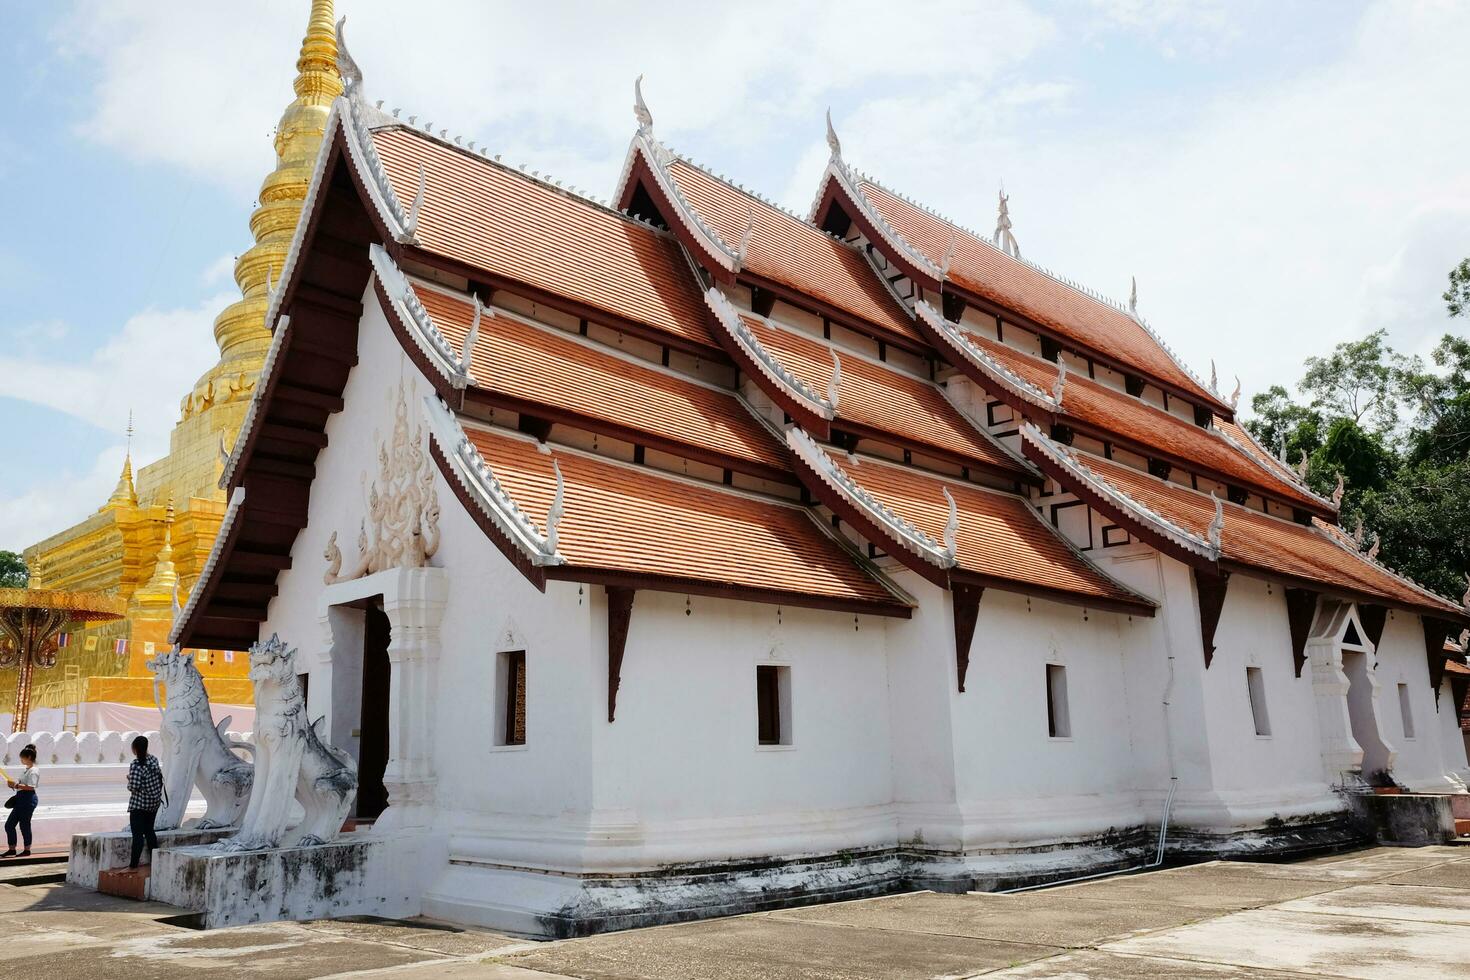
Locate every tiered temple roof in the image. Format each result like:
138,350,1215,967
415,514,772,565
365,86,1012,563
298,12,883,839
175,66,1467,672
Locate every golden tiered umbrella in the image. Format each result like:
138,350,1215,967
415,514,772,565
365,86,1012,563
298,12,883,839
0,589,127,733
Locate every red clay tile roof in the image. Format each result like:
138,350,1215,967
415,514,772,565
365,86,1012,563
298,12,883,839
370,127,718,354
963,333,1327,511
415,284,789,478
664,160,921,345
461,425,910,613
844,455,1152,612
740,314,1027,479
854,178,1220,408
1069,448,1463,617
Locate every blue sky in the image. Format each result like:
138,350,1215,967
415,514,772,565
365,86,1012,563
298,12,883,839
2,0,1467,552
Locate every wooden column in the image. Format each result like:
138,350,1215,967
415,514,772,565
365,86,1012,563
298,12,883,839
607,587,636,722
1284,587,1319,678
1194,569,1230,669
952,584,985,692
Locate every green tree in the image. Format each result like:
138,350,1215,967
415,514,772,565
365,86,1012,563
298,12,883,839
1446,258,1470,319
0,552,27,589
1244,385,1323,465
1300,328,1398,432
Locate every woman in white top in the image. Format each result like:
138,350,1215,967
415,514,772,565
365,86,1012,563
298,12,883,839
3,744,39,857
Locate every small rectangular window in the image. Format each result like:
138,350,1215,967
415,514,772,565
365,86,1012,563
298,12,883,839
1246,667,1271,736
1046,664,1071,738
757,664,792,746
1398,683,1415,739
497,651,527,746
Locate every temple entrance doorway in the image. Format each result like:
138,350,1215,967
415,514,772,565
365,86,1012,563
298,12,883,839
1342,643,1393,782
357,603,392,820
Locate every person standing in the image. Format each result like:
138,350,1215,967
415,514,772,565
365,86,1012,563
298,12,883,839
126,735,164,869
2,745,40,857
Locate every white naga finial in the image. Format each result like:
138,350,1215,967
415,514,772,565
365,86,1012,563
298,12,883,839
400,163,426,241
545,460,566,553
941,233,957,277
942,487,958,557
336,17,364,100
1367,532,1381,561
1295,449,1309,479
1331,472,1345,508
825,108,842,159
1453,628,1470,653
170,580,182,632
1207,492,1225,551
994,187,1019,257
1462,572,1470,609
460,294,482,370
1230,376,1242,410
264,264,274,303
218,433,231,470
1051,359,1067,409
1352,514,1365,545
1128,276,1138,316
737,204,755,265
827,349,842,409
1209,359,1218,394
633,74,654,134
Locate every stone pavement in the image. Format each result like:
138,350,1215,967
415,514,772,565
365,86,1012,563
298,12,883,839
0,845,1468,978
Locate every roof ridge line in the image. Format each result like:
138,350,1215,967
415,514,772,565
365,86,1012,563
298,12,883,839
1312,519,1468,615
851,167,1224,409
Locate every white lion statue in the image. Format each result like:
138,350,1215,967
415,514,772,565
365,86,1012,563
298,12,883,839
148,649,254,831
217,634,357,851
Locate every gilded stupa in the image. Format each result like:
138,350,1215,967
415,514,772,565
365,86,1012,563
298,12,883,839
16,0,343,718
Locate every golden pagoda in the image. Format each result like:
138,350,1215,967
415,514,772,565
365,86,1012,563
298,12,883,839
16,0,343,718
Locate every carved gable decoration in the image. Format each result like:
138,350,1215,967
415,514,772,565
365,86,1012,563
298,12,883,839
325,380,442,584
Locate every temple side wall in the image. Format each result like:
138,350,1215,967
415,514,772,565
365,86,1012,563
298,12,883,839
1378,612,1458,792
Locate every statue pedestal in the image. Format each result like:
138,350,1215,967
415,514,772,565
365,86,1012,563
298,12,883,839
147,832,442,928
68,827,234,889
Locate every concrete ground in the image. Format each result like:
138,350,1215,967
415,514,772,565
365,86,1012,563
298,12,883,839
1,845,1468,978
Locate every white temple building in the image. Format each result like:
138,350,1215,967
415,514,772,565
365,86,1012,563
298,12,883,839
161,32,1470,936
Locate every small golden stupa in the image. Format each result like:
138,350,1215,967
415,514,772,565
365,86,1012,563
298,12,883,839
16,0,343,719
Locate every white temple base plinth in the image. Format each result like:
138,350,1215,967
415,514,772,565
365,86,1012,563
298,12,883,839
68,827,233,889
147,832,442,928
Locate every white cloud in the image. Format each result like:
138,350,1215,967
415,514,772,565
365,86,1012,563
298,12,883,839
0,446,129,554
0,292,227,466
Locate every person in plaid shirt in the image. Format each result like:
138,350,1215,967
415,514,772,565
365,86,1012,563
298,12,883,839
126,735,165,869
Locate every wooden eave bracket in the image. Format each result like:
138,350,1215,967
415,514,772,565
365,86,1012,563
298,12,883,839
1284,587,1320,678
607,586,636,723
1194,569,1230,668
1423,615,1458,708
953,583,985,692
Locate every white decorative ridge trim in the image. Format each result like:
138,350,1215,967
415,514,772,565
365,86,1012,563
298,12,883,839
369,244,473,388
787,427,955,569
915,301,1058,412
1212,423,1336,511
340,95,422,246
220,315,292,490
620,132,741,273
704,287,835,420
422,396,565,567
1021,423,1218,562
170,487,246,647
811,159,943,283
1314,520,1466,615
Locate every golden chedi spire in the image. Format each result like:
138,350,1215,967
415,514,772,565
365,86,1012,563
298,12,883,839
139,497,179,597
135,0,343,508
101,452,137,513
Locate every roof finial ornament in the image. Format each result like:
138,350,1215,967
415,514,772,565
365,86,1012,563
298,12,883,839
825,108,842,160
461,294,482,372
399,162,426,242
942,487,958,557
1367,532,1381,561
994,187,1020,258
218,433,231,471
544,460,566,554
1207,491,1224,551
264,264,274,304
1352,514,1365,545
634,74,654,135
827,349,842,410
1230,376,1242,411
1209,359,1218,394
335,17,363,101
941,233,957,277
737,204,755,266
1295,449,1309,479
1051,358,1067,409
1128,276,1138,316
1331,472,1345,508
1461,572,1469,610
1452,628,1470,653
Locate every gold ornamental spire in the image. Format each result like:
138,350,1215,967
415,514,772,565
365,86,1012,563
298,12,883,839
139,497,179,595
102,453,137,512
